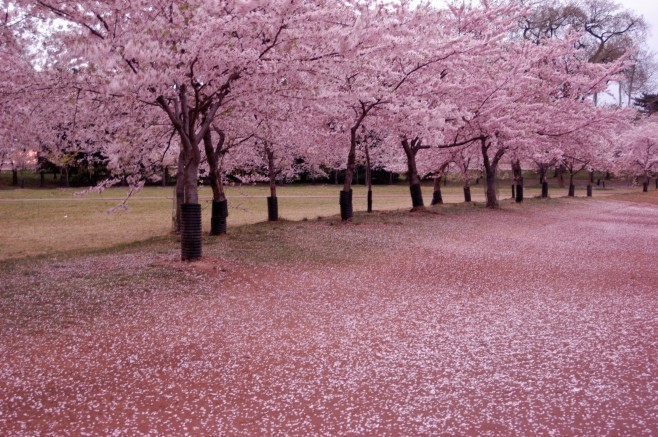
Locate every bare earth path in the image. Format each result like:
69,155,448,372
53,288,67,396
1,198,657,435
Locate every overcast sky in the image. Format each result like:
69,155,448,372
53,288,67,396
616,0,658,54
423,1,658,54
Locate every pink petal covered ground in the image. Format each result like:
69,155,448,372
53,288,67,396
1,199,657,435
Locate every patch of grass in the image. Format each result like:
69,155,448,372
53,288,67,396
603,189,658,205
0,181,645,261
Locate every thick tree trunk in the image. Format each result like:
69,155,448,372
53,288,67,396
340,127,358,221
401,138,423,208
568,173,575,197
12,168,18,186
482,140,504,209
484,164,499,208
183,158,200,204
172,152,185,234
204,130,228,234
431,176,443,205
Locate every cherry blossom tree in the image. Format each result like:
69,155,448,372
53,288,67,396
617,117,658,191
26,0,339,259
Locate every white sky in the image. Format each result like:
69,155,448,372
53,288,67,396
424,1,658,54
616,0,658,54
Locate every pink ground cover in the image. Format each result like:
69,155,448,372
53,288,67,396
1,199,657,435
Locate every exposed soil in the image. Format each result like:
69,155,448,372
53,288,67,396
1,198,657,435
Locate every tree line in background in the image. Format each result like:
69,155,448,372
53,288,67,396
1,0,657,260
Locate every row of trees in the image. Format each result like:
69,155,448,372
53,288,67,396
1,0,656,260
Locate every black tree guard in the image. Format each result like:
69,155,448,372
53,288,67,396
211,200,228,235
267,196,279,221
541,182,549,198
367,190,373,213
587,185,593,197
340,189,353,221
515,184,523,203
568,184,575,197
643,182,649,193
181,203,202,261
463,186,471,202
511,184,515,199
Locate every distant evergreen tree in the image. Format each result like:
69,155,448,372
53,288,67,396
633,93,658,116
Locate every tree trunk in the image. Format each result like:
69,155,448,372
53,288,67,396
365,142,373,213
538,165,547,184
266,145,278,221
401,138,423,208
463,184,471,202
463,171,471,202
431,176,443,205
172,151,185,233
482,140,503,209
183,157,200,204
511,160,522,185
511,159,523,202
568,173,575,197
204,130,228,234
557,165,565,188
340,127,358,221
12,168,18,186
484,163,499,209
162,166,168,187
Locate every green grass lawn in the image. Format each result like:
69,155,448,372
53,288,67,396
0,177,643,261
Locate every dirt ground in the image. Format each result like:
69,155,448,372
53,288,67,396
1,197,657,435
